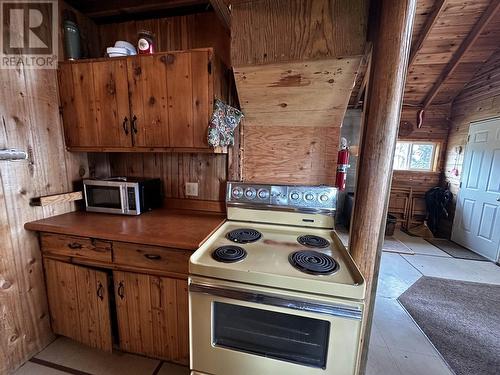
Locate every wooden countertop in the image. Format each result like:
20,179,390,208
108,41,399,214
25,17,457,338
25,209,226,251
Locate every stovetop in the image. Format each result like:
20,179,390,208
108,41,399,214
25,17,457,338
189,221,365,300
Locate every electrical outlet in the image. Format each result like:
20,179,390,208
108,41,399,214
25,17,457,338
185,182,199,197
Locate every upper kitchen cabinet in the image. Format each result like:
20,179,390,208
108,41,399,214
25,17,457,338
58,48,228,152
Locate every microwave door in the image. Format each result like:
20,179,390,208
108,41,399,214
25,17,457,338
84,184,125,214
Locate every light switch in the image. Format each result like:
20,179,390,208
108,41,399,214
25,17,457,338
186,182,199,197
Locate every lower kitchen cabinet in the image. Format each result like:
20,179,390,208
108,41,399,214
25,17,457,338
113,271,189,365
39,233,191,364
44,259,112,352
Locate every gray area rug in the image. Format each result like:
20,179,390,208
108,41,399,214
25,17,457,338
398,277,500,375
426,238,489,261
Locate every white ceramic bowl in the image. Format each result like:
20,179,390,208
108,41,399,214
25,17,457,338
107,47,129,58
114,41,137,55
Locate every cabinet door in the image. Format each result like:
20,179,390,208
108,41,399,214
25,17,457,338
92,59,132,147
113,271,189,365
44,259,112,351
166,50,212,148
58,63,98,147
127,54,170,147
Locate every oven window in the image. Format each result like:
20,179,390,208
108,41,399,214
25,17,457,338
213,302,330,368
86,186,122,209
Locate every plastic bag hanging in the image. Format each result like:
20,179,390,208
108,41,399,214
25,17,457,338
208,99,244,148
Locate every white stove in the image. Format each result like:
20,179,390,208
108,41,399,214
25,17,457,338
189,182,366,375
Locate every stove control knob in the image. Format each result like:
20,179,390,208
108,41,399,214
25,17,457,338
320,194,329,202
305,192,315,201
232,187,243,199
245,187,256,199
257,189,269,199
290,191,301,200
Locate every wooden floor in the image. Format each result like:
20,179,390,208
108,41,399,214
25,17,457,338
13,230,500,375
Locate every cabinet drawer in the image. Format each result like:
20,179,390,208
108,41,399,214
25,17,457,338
113,242,190,274
40,233,112,262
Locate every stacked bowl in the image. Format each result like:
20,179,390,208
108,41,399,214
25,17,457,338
107,41,137,57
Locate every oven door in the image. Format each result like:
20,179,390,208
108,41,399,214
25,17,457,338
189,277,363,375
84,181,127,214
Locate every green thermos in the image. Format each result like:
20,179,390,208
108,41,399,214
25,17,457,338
63,20,81,60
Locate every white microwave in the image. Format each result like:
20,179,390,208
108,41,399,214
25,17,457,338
83,177,162,215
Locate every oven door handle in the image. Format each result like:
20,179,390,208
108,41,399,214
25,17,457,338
189,283,362,320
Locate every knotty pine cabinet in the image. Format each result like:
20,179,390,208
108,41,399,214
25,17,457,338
43,258,112,352
113,271,189,365
58,48,227,152
40,233,191,365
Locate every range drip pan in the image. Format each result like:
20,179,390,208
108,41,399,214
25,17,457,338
297,235,330,248
212,246,247,263
289,250,338,275
226,228,262,244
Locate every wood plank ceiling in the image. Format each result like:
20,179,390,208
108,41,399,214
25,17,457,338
350,0,500,108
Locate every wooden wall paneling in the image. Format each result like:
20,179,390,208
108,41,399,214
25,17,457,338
97,12,231,66
242,126,340,185
231,0,368,66
59,1,101,60
106,153,227,202
128,54,170,147
0,63,88,374
92,59,132,147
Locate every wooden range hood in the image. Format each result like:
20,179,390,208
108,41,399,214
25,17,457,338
231,0,369,128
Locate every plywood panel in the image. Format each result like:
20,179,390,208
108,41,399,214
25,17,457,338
231,0,368,66
235,57,360,128
0,64,88,374
242,125,340,185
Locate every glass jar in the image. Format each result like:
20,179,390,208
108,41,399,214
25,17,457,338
137,30,155,54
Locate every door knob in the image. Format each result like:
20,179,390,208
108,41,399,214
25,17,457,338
497,197,500,202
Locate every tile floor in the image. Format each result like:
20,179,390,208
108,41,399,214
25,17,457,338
14,230,500,375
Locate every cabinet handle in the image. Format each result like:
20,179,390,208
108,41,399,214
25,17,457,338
97,282,104,301
144,254,161,260
131,115,138,134
117,281,125,300
67,242,82,249
122,116,129,135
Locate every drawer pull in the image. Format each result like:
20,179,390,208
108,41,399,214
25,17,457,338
117,281,125,300
144,254,162,260
67,242,82,249
96,282,104,301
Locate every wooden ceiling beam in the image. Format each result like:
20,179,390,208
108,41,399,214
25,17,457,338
66,0,208,19
422,0,500,108
408,0,448,68
209,0,231,29
354,50,372,109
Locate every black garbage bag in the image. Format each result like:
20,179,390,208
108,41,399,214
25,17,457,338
425,187,453,235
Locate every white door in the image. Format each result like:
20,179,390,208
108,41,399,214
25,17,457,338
452,118,500,261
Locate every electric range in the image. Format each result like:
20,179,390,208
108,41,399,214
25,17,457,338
188,182,366,375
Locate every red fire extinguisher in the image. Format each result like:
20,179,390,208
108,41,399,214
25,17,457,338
335,138,350,191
